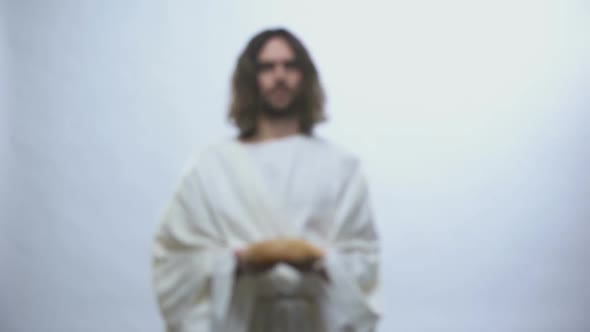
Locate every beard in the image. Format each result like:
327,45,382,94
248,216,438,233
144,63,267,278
259,84,303,120
260,99,298,119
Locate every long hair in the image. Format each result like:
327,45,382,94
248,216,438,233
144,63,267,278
228,28,326,139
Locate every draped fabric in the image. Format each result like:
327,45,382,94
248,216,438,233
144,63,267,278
153,135,380,332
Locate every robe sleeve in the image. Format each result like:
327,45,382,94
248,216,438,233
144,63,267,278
152,161,237,332
322,158,381,332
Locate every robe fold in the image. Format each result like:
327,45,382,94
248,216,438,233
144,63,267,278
153,135,380,332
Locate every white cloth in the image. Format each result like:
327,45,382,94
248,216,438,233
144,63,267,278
153,134,380,332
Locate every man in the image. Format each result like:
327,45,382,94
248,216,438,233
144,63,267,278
152,28,380,332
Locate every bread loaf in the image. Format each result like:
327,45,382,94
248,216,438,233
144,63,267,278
241,238,324,265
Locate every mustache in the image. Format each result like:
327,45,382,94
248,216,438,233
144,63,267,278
270,81,291,93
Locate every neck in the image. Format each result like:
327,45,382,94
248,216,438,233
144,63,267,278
247,115,301,143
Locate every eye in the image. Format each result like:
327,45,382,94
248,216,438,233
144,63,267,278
285,61,299,70
257,62,275,72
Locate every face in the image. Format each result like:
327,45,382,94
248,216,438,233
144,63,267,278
256,36,303,113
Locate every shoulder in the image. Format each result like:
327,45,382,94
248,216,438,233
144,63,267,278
178,138,236,177
304,135,362,172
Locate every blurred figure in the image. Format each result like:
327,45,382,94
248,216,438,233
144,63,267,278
152,28,380,332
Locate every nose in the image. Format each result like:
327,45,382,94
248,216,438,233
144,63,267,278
272,63,287,80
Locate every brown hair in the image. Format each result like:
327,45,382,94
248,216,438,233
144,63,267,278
228,28,326,139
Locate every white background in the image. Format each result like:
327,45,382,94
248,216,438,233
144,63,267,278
1,0,589,331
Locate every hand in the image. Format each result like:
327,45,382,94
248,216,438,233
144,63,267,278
235,242,330,281
287,258,330,282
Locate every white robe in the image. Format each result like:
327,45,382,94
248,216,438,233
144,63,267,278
153,134,380,332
